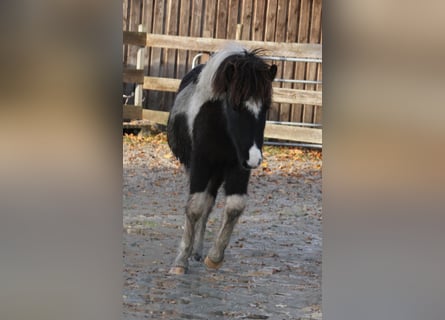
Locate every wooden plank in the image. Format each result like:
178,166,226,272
150,0,166,76
128,0,143,30
273,88,322,105
142,0,155,78
266,0,281,120
123,69,144,84
123,31,147,46
165,0,179,77
190,0,204,38
265,0,278,42
139,108,322,144
291,0,309,122
276,0,292,122
203,0,217,38
305,0,322,123
310,0,322,44
265,0,279,121
216,0,229,39
297,0,312,123
142,76,322,105
275,0,289,42
240,0,254,40
123,105,143,121
287,0,302,122
177,0,192,79
143,109,169,125
227,0,240,39
142,0,154,29
188,0,204,76
127,0,144,67
123,32,323,59
191,0,204,37
147,0,166,110
123,0,130,65
264,124,322,144
123,0,130,30
313,0,323,124
144,33,322,58
163,0,180,111
298,0,310,43
143,76,180,92
253,0,266,41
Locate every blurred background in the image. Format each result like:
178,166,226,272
0,1,444,319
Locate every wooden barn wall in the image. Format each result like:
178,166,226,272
123,0,322,124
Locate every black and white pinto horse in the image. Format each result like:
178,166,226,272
167,44,277,274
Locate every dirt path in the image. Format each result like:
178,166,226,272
123,134,322,319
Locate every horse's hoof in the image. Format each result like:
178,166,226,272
204,256,223,270
169,266,186,275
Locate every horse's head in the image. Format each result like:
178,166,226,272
213,49,277,170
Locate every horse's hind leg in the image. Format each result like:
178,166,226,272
191,207,211,262
169,191,214,274
169,162,217,274
192,174,223,261
205,168,249,270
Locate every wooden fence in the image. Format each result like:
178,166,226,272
123,31,322,144
123,0,322,125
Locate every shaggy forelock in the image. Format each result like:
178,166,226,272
212,49,273,107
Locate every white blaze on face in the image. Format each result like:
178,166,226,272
245,98,261,118
247,143,262,168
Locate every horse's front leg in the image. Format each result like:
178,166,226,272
205,167,250,270
205,194,247,269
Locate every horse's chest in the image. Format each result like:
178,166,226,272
191,103,236,160
192,101,227,137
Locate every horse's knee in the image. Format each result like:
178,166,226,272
225,194,247,220
186,192,214,222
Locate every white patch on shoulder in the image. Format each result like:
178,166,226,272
186,43,246,136
247,143,262,168
245,98,261,118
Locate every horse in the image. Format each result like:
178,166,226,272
166,44,277,274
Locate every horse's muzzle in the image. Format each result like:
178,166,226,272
242,158,262,170
244,144,262,169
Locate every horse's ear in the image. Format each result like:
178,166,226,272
269,65,277,81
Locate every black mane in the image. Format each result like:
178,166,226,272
212,49,274,107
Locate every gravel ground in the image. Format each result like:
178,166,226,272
123,133,322,320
